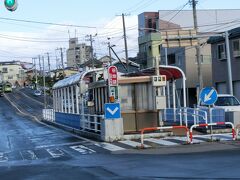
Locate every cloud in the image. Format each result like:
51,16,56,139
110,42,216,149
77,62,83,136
0,15,139,68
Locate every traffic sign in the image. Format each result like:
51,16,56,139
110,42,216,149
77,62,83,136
4,0,18,11
104,103,121,119
108,66,118,86
199,87,218,105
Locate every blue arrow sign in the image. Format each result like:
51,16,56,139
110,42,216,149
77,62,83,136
104,103,121,119
200,87,218,105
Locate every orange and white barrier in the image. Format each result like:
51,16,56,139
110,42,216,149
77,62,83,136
140,126,190,148
190,122,236,143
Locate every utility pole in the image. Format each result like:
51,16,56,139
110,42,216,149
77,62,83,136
33,57,38,89
225,31,233,95
90,34,94,69
38,55,42,76
122,13,129,73
46,52,51,74
108,38,112,65
42,56,47,109
56,48,65,76
192,0,203,98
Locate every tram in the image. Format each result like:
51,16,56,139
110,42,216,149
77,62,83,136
3,82,12,92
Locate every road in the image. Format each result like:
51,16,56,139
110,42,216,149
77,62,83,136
0,88,240,179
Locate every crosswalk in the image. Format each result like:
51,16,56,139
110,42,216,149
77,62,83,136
0,133,236,163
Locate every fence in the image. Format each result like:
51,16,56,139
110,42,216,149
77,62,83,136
43,109,103,134
81,114,104,133
42,109,55,122
162,108,225,127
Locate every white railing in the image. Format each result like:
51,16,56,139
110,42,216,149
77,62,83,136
80,114,104,133
43,109,55,122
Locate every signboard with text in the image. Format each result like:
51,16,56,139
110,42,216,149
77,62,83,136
108,66,119,101
108,66,118,86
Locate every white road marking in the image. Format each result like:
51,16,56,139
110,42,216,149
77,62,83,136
145,138,179,146
46,148,65,158
0,152,8,162
95,143,125,152
35,141,88,149
119,140,151,148
194,133,232,141
20,150,38,160
70,145,95,154
170,136,204,143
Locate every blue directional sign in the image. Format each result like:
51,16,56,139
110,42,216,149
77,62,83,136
199,87,218,105
104,103,121,119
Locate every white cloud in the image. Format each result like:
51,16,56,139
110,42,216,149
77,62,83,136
0,15,139,68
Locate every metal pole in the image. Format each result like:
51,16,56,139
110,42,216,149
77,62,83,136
122,13,129,72
33,57,38,89
225,31,233,95
42,56,46,109
38,55,42,76
90,35,94,69
59,48,65,76
192,0,203,96
47,52,51,73
108,42,112,65
165,48,171,108
155,56,160,76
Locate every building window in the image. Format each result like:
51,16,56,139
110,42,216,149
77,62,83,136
217,43,226,60
2,67,8,73
233,39,240,57
8,75,13,80
167,54,176,65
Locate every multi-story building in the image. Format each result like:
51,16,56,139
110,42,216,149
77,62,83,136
0,61,27,86
208,27,240,100
137,10,240,106
66,38,91,67
138,12,180,68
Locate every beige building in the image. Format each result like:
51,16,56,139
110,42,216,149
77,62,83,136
66,38,91,67
0,61,27,86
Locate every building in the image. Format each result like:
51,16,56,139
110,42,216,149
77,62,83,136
0,61,27,86
66,38,91,67
138,12,181,68
208,27,240,100
137,10,240,106
98,56,140,73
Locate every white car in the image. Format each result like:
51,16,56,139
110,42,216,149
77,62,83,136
33,90,42,96
214,94,240,112
199,94,240,112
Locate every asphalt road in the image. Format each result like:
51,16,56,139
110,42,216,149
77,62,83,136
0,89,240,179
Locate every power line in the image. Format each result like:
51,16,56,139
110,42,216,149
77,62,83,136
167,1,190,23
0,17,97,29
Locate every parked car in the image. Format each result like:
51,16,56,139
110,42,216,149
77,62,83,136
199,94,240,112
214,94,240,112
33,90,42,96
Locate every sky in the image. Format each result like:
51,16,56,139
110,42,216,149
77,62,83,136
1,0,240,69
